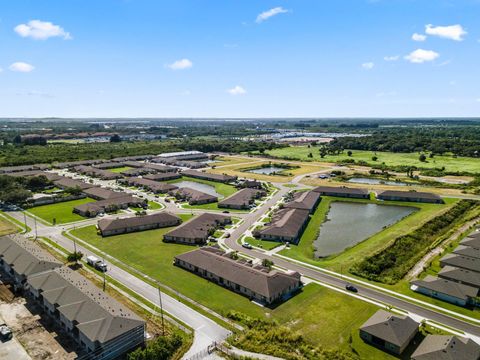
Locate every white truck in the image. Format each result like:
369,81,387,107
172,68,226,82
86,255,108,272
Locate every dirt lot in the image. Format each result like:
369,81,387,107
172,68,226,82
0,298,78,360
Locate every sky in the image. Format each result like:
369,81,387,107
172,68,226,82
0,0,479,118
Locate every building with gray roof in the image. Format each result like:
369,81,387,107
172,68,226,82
284,191,321,213
74,165,122,180
82,187,126,201
461,235,480,250
163,213,231,245
181,169,237,183
0,235,62,289
312,185,370,199
438,266,480,289
54,177,95,190
359,310,418,355
98,212,181,236
27,266,145,358
218,188,266,209
258,208,310,244
453,245,480,259
440,253,480,273
73,195,146,217
411,335,480,360
120,177,178,194
174,246,302,305
169,187,218,205
144,172,181,181
377,190,444,204
411,275,478,307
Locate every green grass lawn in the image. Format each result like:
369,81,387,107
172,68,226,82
181,202,248,212
280,197,457,273
243,236,282,251
109,166,133,173
27,197,96,224
148,200,163,210
168,176,237,198
0,216,18,236
266,147,480,173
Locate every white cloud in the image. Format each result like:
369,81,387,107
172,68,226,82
404,49,439,63
412,33,427,42
384,55,399,61
9,62,35,72
166,58,193,70
227,85,247,95
256,7,288,23
425,24,466,41
476,98,480,103
14,20,71,40
361,62,374,70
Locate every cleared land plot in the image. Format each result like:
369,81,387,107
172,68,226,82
27,198,96,224
209,159,328,182
280,197,457,273
265,147,480,173
0,217,18,236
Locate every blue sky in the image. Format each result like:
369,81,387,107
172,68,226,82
0,0,479,118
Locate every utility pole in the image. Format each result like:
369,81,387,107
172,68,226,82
102,257,106,292
34,217,38,240
23,212,27,233
158,282,165,335
73,237,78,265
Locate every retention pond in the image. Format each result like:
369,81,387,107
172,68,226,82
174,180,222,198
314,202,416,258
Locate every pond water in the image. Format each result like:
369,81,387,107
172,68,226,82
347,177,408,186
314,202,416,258
247,166,286,175
174,181,222,198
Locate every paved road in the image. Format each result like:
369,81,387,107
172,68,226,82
9,211,230,358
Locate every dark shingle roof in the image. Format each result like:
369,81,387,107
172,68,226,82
461,235,480,249
175,247,301,299
453,245,480,259
98,212,180,233
378,190,443,202
411,275,479,300
438,266,480,289
83,187,127,200
360,310,418,347
54,177,95,190
171,187,217,203
260,208,310,238
219,188,264,207
411,335,480,360
312,186,369,196
181,169,236,182
164,213,230,240
284,191,320,212
440,253,480,273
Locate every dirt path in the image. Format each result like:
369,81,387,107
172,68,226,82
407,216,480,280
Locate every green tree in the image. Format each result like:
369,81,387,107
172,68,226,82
110,134,122,143
347,150,352,157
419,154,427,162
67,251,83,263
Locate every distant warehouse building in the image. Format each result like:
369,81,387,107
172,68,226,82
174,247,302,305
312,186,370,199
156,150,209,162
27,267,145,359
377,190,444,204
98,212,181,237
218,188,266,210
410,275,479,307
163,213,231,245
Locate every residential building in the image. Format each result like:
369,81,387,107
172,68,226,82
258,208,310,244
218,188,266,209
181,169,237,183
453,245,480,259
53,177,95,190
74,165,122,180
120,177,178,194
174,247,302,305
377,190,444,204
163,213,231,245
54,160,104,169
155,150,208,162
82,187,126,201
438,266,480,292
27,267,145,359
169,187,217,205
73,195,146,217
312,186,370,199
93,162,124,170
410,275,478,307
284,191,321,213
359,310,418,355
411,335,480,360
142,163,177,173
238,180,263,189
144,172,181,181
5,170,62,181
0,235,62,289
98,212,181,236
440,253,480,273
120,167,155,177
461,235,480,250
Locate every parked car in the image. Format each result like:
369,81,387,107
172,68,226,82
222,210,230,214
345,284,358,293
242,243,253,250
0,323,12,341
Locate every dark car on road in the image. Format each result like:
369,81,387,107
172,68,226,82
345,284,358,293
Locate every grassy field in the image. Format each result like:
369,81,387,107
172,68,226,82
242,236,282,251
27,197,96,224
182,202,248,212
168,176,237,198
280,197,457,273
69,217,394,358
0,216,18,236
265,146,480,173
109,166,133,173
